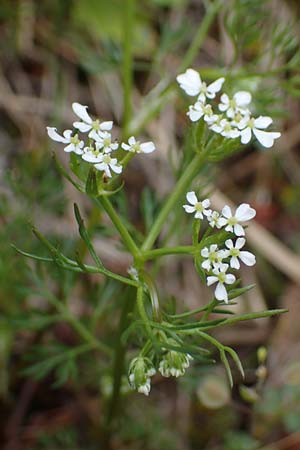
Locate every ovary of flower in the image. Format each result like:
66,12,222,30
94,154,122,178
208,211,227,229
222,203,256,236
46,127,84,155
121,136,156,153
218,91,252,118
239,116,281,148
176,68,224,102
225,238,256,269
201,244,227,271
207,263,236,303
183,192,211,219
187,101,218,123
219,119,240,139
94,131,119,153
72,102,113,140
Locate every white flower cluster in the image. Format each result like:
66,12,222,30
177,69,281,148
183,192,256,302
47,103,155,178
128,357,156,396
159,350,193,378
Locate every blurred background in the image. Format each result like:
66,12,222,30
1,0,300,449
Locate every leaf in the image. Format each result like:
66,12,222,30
220,349,233,388
225,346,245,378
85,167,98,196
73,203,104,268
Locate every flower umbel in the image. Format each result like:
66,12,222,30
159,348,193,378
128,357,156,396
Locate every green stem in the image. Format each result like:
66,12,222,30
104,288,136,440
143,245,195,260
201,299,218,322
122,0,135,137
96,197,140,259
179,0,222,72
142,152,206,251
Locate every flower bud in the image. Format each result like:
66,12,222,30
257,346,267,365
159,349,193,378
128,357,156,396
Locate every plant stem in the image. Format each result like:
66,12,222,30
143,245,195,260
142,152,206,251
96,197,140,259
179,0,223,72
105,288,136,427
122,0,135,137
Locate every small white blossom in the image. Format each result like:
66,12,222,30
225,238,256,269
222,203,256,236
72,102,113,140
201,244,227,271
183,192,211,219
187,101,218,123
46,127,84,155
207,211,227,229
239,116,281,148
128,357,156,396
176,68,224,102
121,136,155,153
218,119,240,139
207,263,236,303
218,91,252,118
159,350,192,378
94,153,122,178
93,131,118,153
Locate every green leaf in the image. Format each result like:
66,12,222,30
225,346,245,378
73,203,104,269
220,349,233,388
85,167,98,196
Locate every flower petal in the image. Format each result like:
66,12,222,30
225,239,233,249
215,282,228,302
225,274,236,285
207,77,225,94
176,69,202,96
46,127,68,143
254,116,272,129
235,237,246,249
253,129,281,148
82,153,102,163
230,256,240,269
72,102,92,124
183,205,195,213
239,251,256,266
110,164,122,174
234,91,252,106
100,121,113,131
128,136,136,145
201,247,209,257
235,203,256,221
202,198,211,208
234,223,245,236
241,127,252,144
64,143,74,153
73,121,91,132
222,205,232,219
121,143,131,151
186,191,198,205
202,260,211,270
141,142,156,153
207,276,218,286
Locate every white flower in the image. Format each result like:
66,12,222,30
94,131,119,153
187,101,218,123
176,68,224,102
225,238,256,269
239,116,281,148
159,350,192,378
46,127,84,155
218,91,252,118
201,244,227,271
207,263,236,303
82,146,103,163
207,211,227,229
222,203,256,236
183,192,211,219
121,136,155,153
72,102,113,140
94,154,122,178
218,119,240,139
128,357,156,396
